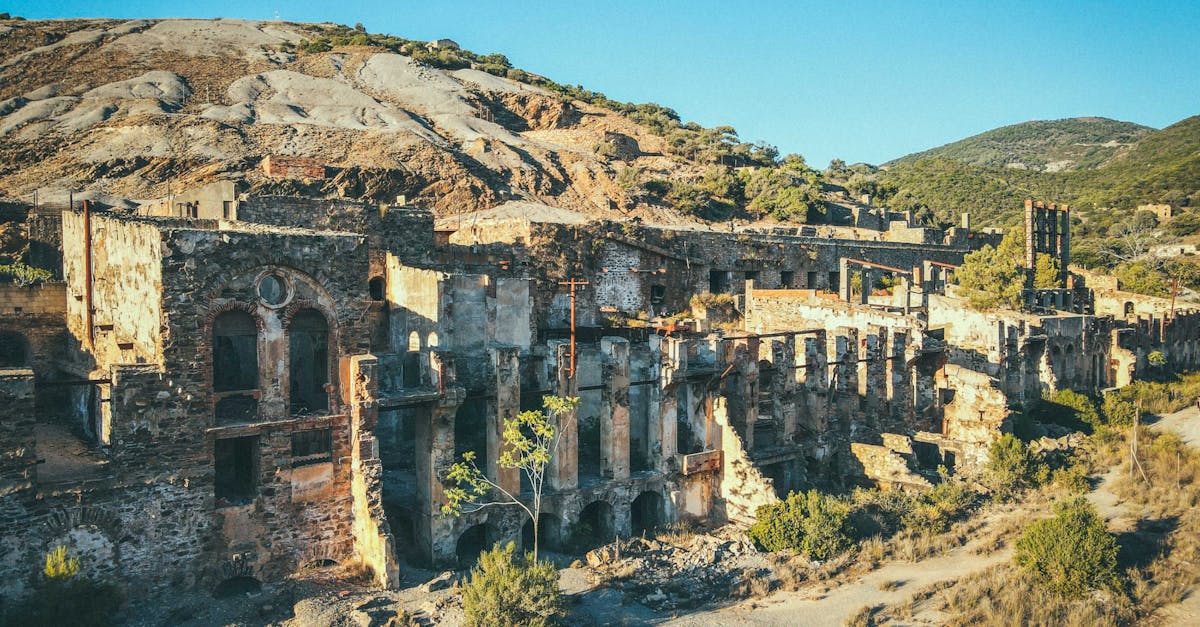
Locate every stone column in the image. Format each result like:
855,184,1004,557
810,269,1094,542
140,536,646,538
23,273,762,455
833,327,860,422
720,336,759,450
657,337,685,473
600,337,631,481
887,329,911,426
839,257,852,302
772,335,797,443
416,391,462,566
864,327,887,427
802,331,828,433
490,346,521,496
345,354,401,589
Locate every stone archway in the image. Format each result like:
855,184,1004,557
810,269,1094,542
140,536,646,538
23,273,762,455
631,491,665,536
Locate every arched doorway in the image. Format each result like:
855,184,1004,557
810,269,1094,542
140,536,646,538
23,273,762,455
631,491,665,536
575,500,616,551
456,523,494,568
521,513,563,554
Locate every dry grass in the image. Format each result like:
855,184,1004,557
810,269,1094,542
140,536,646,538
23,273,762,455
871,426,1200,625
872,563,1134,626
843,604,880,627
655,518,700,546
877,579,903,592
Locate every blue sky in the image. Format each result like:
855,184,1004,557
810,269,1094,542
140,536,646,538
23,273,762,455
10,1,1200,166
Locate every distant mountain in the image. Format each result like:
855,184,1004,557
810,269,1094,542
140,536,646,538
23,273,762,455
888,117,1154,172
875,116,1200,229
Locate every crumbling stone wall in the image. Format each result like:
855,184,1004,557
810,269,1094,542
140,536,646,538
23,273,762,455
62,211,165,367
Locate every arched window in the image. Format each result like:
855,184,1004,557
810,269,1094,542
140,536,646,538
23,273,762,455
212,312,258,392
1124,302,1135,316
368,276,385,301
289,309,330,415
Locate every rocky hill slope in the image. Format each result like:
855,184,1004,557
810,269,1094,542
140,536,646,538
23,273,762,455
887,117,1154,172
0,18,766,223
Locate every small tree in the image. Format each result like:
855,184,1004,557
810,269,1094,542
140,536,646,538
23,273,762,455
443,396,580,560
461,542,564,627
955,244,1025,310
1014,498,1119,598
1033,253,1062,289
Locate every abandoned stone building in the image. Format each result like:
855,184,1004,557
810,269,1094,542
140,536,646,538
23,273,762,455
1,192,1195,600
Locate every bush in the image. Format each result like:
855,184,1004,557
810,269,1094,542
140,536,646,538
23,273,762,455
5,546,123,626
1014,498,1119,598
984,434,1049,498
902,480,977,534
1101,388,1139,427
461,542,564,627
747,490,853,559
848,488,915,539
1041,389,1101,427
0,262,53,286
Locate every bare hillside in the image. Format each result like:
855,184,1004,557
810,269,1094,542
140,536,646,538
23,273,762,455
0,18,705,221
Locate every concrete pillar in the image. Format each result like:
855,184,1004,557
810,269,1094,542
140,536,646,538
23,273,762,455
600,337,631,481
489,346,521,495
549,342,578,491
839,257,852,302
860,269,870,305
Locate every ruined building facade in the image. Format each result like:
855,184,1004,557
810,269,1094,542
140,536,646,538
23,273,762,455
1,195,1195,600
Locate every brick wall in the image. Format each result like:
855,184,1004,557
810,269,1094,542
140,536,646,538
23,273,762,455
263,155,327,179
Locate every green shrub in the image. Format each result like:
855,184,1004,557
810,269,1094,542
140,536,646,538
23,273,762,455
1051,463,1090,494
0,262,53,286
985,434,1050,498
1014,498,1119,598
461,542,563,627
5,546,123,626
903,480,977,534
747,490,853,559
1040,389,1101,428
1101,389,1139,427
848,488,915,539
1102,370,1200,421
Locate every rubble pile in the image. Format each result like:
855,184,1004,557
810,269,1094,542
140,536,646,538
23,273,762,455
583,528,764,612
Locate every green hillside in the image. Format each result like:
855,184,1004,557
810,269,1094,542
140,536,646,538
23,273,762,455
873,116,1200,230
888,117,1154,172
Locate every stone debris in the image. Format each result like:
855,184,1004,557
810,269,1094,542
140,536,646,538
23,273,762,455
583,528,762,612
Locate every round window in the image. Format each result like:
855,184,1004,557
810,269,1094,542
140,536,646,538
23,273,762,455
257,274,289,306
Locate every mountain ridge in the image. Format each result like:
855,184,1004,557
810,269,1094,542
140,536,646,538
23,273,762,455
886,116,1155,173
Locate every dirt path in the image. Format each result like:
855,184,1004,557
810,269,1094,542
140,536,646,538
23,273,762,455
662,540,1009,627
1143,405,1200,626
1147,405,1200,448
